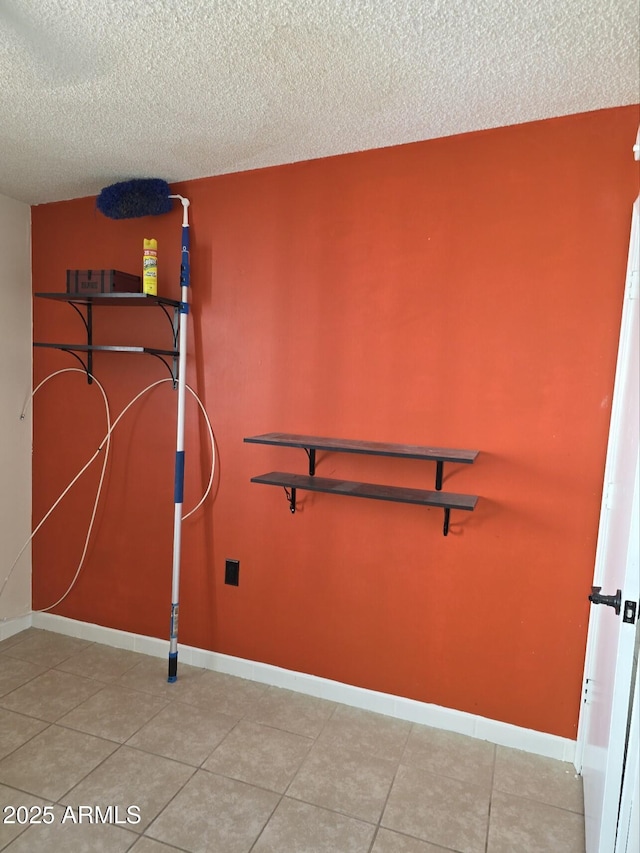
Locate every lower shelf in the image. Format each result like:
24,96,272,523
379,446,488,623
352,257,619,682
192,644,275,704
251,471,478,535
33,342,179,384
33,343,178,356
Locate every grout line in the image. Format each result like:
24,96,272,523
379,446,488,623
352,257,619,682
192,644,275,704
54,738,124,805
0,780,54,803
373,761,401,842
0,717,53,764
246,790,284,853
376,725,412,831
366,825,380,853
282,791,380,828
365,720,417,851
132,833,191,853
489,786,585,815
195,717,244,771
485,742,497,853
139,762,199,845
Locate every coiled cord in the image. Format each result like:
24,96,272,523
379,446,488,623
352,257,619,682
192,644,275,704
1,369,216,613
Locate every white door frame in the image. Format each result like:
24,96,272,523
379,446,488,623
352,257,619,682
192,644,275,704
576,194,639,851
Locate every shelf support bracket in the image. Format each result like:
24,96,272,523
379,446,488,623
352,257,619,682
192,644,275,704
158,304,180,383
283,487,297,513
61,347,91,378
435,461,450,535
304,448,316,476
147,352,178,388
68,302,93,383
157,304,180,347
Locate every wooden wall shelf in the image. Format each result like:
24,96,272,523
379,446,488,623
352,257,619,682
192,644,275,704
245,433,480,536
33,292,181,384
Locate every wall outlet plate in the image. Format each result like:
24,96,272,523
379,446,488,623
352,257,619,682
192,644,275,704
225,559,240,586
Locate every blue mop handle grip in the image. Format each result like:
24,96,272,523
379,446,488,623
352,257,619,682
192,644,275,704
180,225,190,290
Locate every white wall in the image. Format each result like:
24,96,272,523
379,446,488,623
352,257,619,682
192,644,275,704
0,193,31,621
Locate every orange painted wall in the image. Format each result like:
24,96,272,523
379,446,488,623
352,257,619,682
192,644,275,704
31,106,639,739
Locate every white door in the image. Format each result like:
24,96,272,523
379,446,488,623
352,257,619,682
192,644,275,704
577,196,640,853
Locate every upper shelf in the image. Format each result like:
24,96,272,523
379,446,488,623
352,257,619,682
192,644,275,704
244,433,479,464
245,433,478,485
34,292,181,308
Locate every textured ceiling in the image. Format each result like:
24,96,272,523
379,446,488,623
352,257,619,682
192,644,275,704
1,0,638,205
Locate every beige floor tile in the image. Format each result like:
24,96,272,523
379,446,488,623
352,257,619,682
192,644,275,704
1,803,137,852
488,790,585,853
402,725,496,788
175,670,268,717
493,746,584,813
146,769,279,852
316,704,411,762
0,784,51,850
372,827,450,852
63,745,195,833
55,644,146,682
2,633,92,668
203,720,313,792
382,763,490,853
244,686,336,737
127,701,237,766
0,670,104,722
251,797,375,853
0,725,118,800
0,655,47,698
0,709,49,759
287,741,397,823
112,655,206,699
58,685,168,742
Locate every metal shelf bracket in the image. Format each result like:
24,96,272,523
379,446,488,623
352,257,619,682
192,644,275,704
284,486,297,513
304,448,316,476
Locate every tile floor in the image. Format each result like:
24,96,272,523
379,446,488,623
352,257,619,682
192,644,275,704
0,628,585,853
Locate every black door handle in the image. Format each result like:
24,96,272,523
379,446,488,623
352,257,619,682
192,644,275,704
589,586,622,615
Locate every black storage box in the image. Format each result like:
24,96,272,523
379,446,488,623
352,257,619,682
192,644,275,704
66,269,142,295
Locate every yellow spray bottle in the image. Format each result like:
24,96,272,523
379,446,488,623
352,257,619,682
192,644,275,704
143,238,158,295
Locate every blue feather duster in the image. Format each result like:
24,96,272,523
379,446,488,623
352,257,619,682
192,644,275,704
96,178,173,219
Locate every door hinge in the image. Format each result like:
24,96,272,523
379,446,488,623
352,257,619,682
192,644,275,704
605,482,615,510
583,678,593,704
628,268,638,299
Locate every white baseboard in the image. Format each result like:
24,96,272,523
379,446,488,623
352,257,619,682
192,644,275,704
0,613,32,641
30,611,577,764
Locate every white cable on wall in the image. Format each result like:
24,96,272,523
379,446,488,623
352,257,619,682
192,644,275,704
0,368,113,610
1,370,216,614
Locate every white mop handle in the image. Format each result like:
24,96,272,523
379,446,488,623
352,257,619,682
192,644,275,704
168,199,190,682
